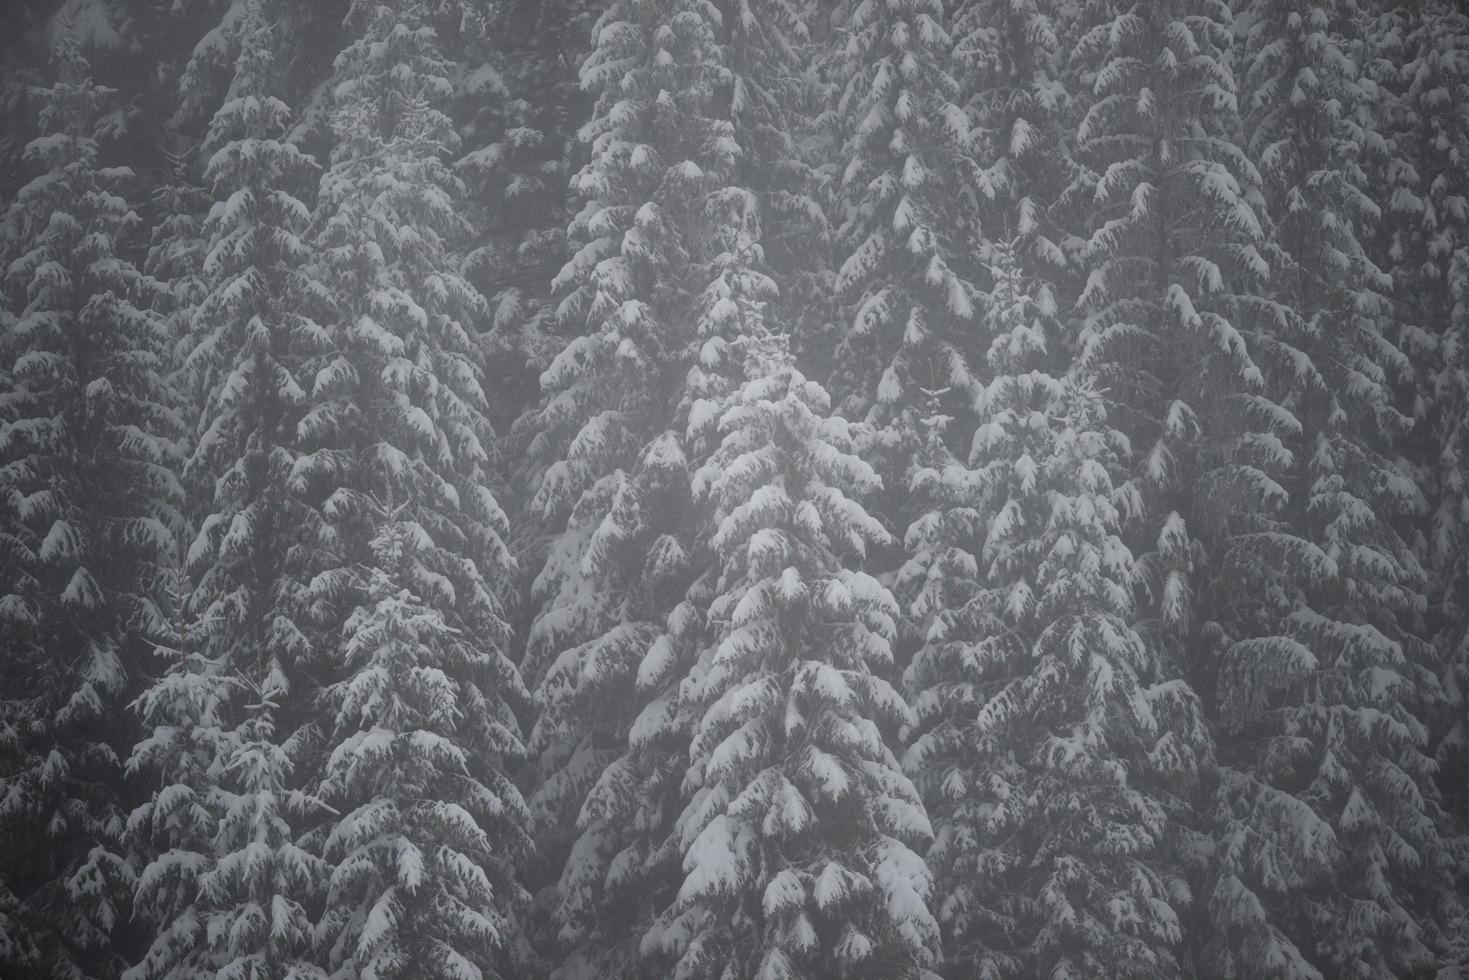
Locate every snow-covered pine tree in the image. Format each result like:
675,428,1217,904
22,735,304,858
166,0,338,137
636,250,941,979
1365,0,1469,832
302,2,532,975
142,147,210,372
519,0,737,971
0,16,43,214
168,0,253,135
828,0,985,457
1068,0,1276,543
902,238,1208,979
719,0,830,348
1435,251,1469,967
949,0,1075,304
314,511,530,980
125,7,329,978
823,0,989,706
530,1,835,970
1201,1,1466,974
453,0,593,434
0,36,182,979
1063,5,1288,967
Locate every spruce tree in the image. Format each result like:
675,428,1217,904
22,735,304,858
903,239,1208,979
636,245,941,978
1367,0,1469,833
126,8,328,977
454,0,593,431
315,516,529,980
828,0,985,456
519,0,735,971
1063,4,1286,968
1202,1,1465,973
528,0,841,970
0,37,182,980
303,2,533,975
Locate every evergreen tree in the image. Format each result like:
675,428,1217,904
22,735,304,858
720,0,830,348
1063,4,1286,969
1435,251,1469,968
949,0,1075,314
519,0,735,970
303,2,533,975
828,0,985,456
637,257,941,979
0,12,43,212
1202,1,1465,973
1367,0,1469,831
126,8,328,977
314,516,529,980
527,0,837,969
1439,241,1469,796
0,37,182,979
454,0,593,432
903,239,1208,979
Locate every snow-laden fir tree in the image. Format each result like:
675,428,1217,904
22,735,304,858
828,0,985,451
1366,0,1469,833
142,149,210,374
0,36,182,979
1063,6,1284,967
1438,243,1469,803
519,0,739,971
301,2,533,975
166,0,338,139
611,218,934,975
1434,252,1469,968
902,239,1208,979
167,0,255,136
529,0,835,966
561,182,811,978
1201,1,1466,974
1068,0,1276,512
632,250,940,979
0,19,43,214
314,511,530,980
949,0,1074,300
454,0,593,432
718,0,830,345
126,7,329,978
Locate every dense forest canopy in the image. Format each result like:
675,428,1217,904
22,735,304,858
2,0,1469,977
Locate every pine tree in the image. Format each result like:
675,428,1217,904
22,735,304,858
142,151,210,368
126,8,328,977
1062,5,1292,970
828,0,985,457
636,255,941,979
1201,1,1465,973
526,0,842,969
720,0,830,348
314,516,529,980
902,239,1208,979
949,0,1075,306
454,0,593,432
169,0,254,136
303,2,533,975
519,0,737,971
0,12,43,212
1435,251,1469,968
0,37,182,979
1366,0,1469,833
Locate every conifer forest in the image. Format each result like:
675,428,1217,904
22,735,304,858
7,0,1469,976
